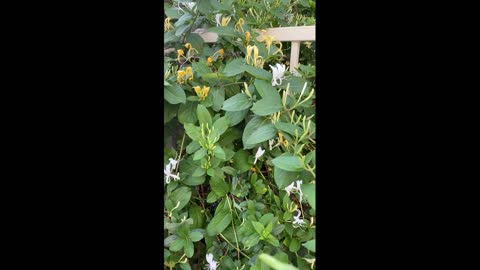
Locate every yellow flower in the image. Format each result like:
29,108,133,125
245,45,263,68
221,16,231,26
185,66,193,81
245,31,251,44
218,49,224,59
184,43,192,50
193,86,202,96
194,86,210,101
177,70,186,84
259,31,275,53
234,18,245,32
177,49,184,63
207,56,213,65
164,17,173,32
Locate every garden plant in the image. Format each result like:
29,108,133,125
164,1,316,269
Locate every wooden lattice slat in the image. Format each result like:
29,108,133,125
196,25,315,69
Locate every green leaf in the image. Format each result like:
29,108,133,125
164,80,171,86
222,93,252,111
186,140,201,154
258,254,299,270
212,116,230,139
274,167,298,189
175,24,190,37
189,205,204,228
202,73,235,84
302,183,316,211
184,240,194,258
267,235,280,247
168,187,191,212
274,122,303,137
196,104,212,128
179,263,191,270
232,149,251,173
169,238,185,252
206,191,220,203
193,148,207,160
302,239,316,252
164,85,186,104
222,166,237,175
192,61,212,77
245,123,276,145
164,30,178,43
207,26,238,37
174,13,193,27
183,123,202,141
185,33,204,54
222,58,246,77
164,234,178,247
210,177,229,196
189,231,204,242
252,221,265,235
165,7,182,19
289,238,301,252
183,176,205,186
254,79,280,99
191,167,206,177
206,208,232,236
178,102,198,124
213,145,226,160
244,65,273,81
251,98,283,116
272,155,304,172
225,109,248,127
211,87,225,112
242,116,265,149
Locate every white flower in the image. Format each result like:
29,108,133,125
269,139,275,151
284,182,296,196
253,147,265,164
168,158,178,170
185,2,196,11
292,209,306,228
164,163,179,184
205,253,219,270
295,180,303,202
270,63,286,86
215,14,223,27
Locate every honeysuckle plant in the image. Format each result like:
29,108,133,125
164,1,316,269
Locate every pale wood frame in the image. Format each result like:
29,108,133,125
196,25,315,69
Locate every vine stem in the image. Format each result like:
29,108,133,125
219,233,251,259
175,132,186,173
226,196,241,260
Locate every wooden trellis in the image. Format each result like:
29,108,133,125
197,25,315,70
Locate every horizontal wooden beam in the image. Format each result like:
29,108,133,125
196,25,315,43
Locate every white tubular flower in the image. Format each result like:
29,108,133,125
284,182,296,196
270,63,286,86
185,2,196,11
295,180,303,202
253,147,265,164
168,158,178,170
164,163,179,184
269,139,275,151
292,209,306,228
215,14,222,27
205,253,219,270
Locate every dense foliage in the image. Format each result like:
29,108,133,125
164,1,316,269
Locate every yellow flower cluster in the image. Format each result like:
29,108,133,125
234,18,245,32
193,86,210,101
245,45,264,68
164,17,173,32
177,67,193,84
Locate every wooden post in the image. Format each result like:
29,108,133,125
290,41,301,71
